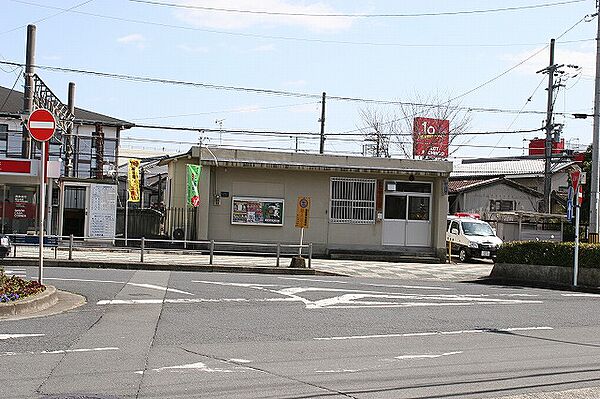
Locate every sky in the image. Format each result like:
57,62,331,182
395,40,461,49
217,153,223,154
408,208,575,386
0,0,598,161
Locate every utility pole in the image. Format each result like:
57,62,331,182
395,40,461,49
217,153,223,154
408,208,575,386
66,82,75,177
589,4,600,243
22,24,36,159
319,92,326,154
537,39,563,214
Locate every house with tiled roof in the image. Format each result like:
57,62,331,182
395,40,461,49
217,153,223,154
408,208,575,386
449,157,580,215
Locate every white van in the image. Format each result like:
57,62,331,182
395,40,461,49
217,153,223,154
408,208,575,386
446,214,503,262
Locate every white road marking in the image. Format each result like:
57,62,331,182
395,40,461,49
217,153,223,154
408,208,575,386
44,277,194,296
0,333,44,340
136,361,244,374
0,347,119,357
395,351,463,360
278,277,349,284
562,293,600,297
315,369,362,373
314,326,553,341
192,280,280,288
229,358,251,363
97,298,299,305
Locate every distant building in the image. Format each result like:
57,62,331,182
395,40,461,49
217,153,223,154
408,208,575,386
0,84,133,237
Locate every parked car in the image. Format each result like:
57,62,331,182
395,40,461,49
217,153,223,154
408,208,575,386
447,214,503,262
0,234,11,258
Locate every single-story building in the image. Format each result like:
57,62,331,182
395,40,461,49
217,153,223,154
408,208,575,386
160,147,452,261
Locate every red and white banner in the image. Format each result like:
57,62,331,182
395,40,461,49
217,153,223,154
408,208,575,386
413,117,449,158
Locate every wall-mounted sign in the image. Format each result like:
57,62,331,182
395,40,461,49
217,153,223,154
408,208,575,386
231,197,284,226
0,159,32,175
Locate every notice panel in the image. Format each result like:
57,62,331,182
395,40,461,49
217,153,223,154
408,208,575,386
89,183,117,238
231,197,284,226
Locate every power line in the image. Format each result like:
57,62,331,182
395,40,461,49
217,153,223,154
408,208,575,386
6,1,593,48
0,60,580,117
1,0,95,35
131,0,586,18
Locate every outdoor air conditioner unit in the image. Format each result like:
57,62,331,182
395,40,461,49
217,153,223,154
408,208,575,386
172,227,185,240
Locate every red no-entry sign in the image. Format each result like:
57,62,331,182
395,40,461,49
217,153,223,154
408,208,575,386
27,109,56,142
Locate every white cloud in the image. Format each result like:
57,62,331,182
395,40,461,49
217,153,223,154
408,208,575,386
177,44,210,53
173,0,354,33
501,46,595,76
117,33,147,49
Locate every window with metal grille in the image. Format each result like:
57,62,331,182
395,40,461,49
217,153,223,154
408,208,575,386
330,177,376,224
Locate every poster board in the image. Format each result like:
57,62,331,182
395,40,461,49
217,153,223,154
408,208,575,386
231,197,284,226
89,183,117,237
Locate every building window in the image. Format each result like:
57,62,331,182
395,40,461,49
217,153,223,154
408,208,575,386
0,124,7,156
489,199,515,212
330,177,376,224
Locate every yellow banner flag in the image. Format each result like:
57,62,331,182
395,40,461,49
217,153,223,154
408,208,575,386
128,158,141,202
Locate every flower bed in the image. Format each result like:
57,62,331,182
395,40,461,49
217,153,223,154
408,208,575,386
0,268,45,303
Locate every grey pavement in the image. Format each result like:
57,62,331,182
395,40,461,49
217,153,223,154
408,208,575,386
6,245,493,281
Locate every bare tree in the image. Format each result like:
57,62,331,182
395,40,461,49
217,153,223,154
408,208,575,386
359,91,472,159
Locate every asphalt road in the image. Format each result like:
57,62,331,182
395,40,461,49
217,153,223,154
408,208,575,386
1,266,600,399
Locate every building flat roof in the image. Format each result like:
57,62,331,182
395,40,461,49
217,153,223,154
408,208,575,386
161,147,453,176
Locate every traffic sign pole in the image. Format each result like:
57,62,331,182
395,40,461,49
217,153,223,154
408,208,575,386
39,143,45,284
27,108,56,285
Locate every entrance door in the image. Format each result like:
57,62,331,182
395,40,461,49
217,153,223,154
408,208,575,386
382,194,407,246
62,186,86,237
405,195,431,247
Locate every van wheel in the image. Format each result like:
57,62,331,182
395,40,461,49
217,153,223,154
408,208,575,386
458,248,470,263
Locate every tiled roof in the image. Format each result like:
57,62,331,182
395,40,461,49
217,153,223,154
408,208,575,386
452,159,574,177
448,178,495,193
0,85,133,127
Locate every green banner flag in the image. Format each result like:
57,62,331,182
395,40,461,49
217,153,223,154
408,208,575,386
186,164,201,207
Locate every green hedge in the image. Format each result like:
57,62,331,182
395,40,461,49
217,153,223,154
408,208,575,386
497,241,600,269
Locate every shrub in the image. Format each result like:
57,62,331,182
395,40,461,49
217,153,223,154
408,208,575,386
497,241,600,269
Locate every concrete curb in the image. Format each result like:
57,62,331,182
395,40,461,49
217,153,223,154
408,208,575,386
0,285,58,317
2,258,344,277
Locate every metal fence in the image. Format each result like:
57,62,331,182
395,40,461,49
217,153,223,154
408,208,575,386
116,207,197,242
6,233,313,268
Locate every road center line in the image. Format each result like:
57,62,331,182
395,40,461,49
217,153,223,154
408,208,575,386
395,351,463,360
313,326,553,341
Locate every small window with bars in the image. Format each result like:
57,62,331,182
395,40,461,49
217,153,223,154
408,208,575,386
489,199,515,212
330,177,376,224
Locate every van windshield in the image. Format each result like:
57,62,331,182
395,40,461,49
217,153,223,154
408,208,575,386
462,221,494,236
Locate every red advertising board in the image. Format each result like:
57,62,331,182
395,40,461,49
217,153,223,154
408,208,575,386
0,159,32,174
413,117,449,158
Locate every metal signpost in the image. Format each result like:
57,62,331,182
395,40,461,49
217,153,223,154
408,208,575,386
571,171,584,287
27,108,56,284
295,196,311,256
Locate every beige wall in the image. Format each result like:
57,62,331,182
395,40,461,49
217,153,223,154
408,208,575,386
168,156,449,257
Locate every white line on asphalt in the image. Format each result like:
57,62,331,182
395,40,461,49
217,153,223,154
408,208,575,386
192,280,281,288
0,333,44,340
315,369,362,373
278,277,349,284
313,326,553,341
395,351,463,360
562,293,600,297
360,283,453,291
44,277,194,296
97,298,299,305
135,361,243,374
1,347,120,357
228,358,252,363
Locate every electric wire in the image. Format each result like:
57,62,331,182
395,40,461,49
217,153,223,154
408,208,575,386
130,0,586,18
6,1,593,48
1,0,95,35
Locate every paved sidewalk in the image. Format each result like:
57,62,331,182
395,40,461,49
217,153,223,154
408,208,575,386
5,246,493,281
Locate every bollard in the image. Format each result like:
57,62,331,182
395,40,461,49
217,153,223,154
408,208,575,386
140,237,145,263
276,243,281,267
69,234,73,260
308,243,313,269
13,243,16,258
54,245,57,260
209,240,214,265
